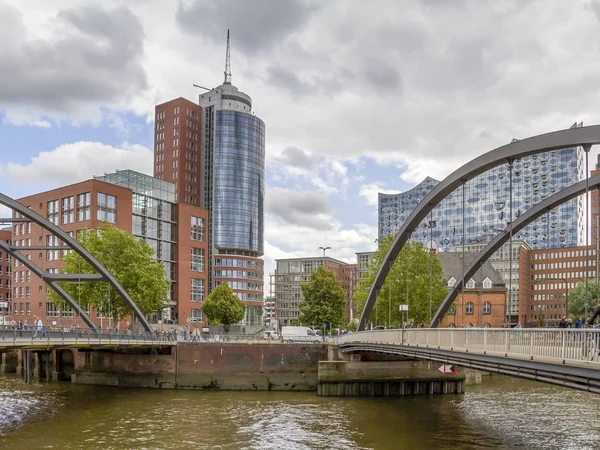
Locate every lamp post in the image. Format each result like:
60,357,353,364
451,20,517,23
532,277,569,325
319,246,331,258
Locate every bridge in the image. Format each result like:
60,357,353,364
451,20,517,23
335,329,600,393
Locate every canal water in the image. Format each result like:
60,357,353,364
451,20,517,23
1,375,599,449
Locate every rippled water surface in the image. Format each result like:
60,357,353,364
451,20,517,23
1,375,600,449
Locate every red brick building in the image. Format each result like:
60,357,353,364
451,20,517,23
4,172,209,329
0,228,11,321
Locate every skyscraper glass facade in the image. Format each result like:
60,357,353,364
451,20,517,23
96,170,176,301
379,146,584,251
213,110,265,255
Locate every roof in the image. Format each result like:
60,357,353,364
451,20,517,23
437,252,505,286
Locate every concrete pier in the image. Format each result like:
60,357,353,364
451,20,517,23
317,360,466,397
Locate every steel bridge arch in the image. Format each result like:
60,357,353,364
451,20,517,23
0,192,153,332
358,125,600,331
429,174,600,327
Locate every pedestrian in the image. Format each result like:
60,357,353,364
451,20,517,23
574,316,583,329
558,316,569,328
33,315,43,339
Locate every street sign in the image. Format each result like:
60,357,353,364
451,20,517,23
323,323,327,329
399,304,408,312
0,302,8,308
438,364,457,375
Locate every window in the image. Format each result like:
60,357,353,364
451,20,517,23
447,277,456,288
47,236,59,261
191,248,204,272
191,279,204,302
46,302,59,317
483,301,491,314
62,196,74,224
482,277,492,289
97,193,117,223
26,302,30,315
466,278,475,289
190,309,203,322
448,305,456,315
47,200,59,224
191,216,205,241
26,287,30,298
62,305,73,318
466,302,474,315
77,193,91,222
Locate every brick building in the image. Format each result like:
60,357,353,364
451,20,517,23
523,245,597,327
0,228,11,321
5,171,209,329
438,252,507,328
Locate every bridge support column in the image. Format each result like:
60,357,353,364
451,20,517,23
16,350,23,377
0,352,17,374
317,360,466,397
22,350,34,383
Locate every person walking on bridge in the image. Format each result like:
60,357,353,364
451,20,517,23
33,315,43,339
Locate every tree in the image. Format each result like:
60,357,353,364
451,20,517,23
49,223,170,323
346,320,358,332
354,235,447,327
297,266,346,330
201,282,246,332
568,280,599,321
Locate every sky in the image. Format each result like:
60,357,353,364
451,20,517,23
2,0,600,294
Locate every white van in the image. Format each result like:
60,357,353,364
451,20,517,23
281,326,322,344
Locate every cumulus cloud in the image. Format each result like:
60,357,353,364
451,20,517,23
359,183,400,206
266,187,332,230
0,2,148,125
175,0,319,54
1,142,152,186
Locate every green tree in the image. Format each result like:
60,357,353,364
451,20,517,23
201,282,246,332
49,223,170,322
346,320,358,332
297,266,346,329
567,280,599,321
354,236,447,327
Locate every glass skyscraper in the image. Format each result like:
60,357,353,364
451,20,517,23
198,48,266,325
379,127,585,251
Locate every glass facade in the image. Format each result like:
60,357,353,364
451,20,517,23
379,146,584,251
213,111,265,255
97,170,176,303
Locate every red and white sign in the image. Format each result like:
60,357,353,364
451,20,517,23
438,364,457,375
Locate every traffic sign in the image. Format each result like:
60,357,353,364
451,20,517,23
399,304,408,311
323,323,327,329
438,364,457,375
0,302,8,308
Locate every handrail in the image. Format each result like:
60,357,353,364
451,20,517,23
335,328,600,366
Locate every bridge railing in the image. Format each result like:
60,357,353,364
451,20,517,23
334,328,600,365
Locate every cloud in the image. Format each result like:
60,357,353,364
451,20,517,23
175,0,319,54
0,2,148,125
1,141,153,186
279,147,314,170
266,187,332,230
359,183,400,206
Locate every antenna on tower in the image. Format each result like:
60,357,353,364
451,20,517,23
224,29,231,84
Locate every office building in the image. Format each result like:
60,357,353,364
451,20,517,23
263,296,275,329
356,251,374,282
6,171,209,328
379,124,585,251
274,256,351,328
524,245,597,327
154,32,265,325
340,264,357,321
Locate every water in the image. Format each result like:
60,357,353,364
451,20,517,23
1,375,599,449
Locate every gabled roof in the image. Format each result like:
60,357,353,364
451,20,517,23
437,252,505,287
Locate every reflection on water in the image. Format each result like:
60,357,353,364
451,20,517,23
1,375,599,450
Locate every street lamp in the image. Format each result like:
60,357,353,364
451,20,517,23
319,246,331,258
532,277,569,325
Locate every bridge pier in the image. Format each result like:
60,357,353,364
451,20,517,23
0,352,17,374
317,360,465,397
